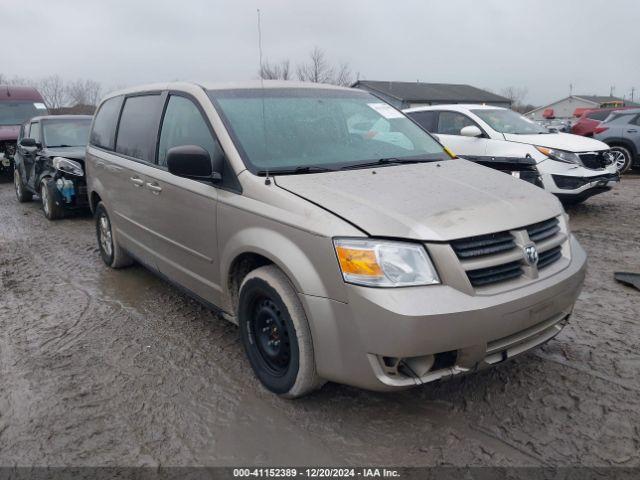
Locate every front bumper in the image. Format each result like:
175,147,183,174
300,236,587,391
51,175,89,210
538,159,619,200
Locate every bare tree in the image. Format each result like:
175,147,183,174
333,62,353,87
296,47,354,86
0,75,34,86
500,86,528,108
38,75,68,109
67,79,102,106
259,59,291,80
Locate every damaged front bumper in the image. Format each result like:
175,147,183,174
51,174,89,210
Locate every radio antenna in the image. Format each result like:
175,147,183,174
257,9,270,184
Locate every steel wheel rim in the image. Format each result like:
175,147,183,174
251,297,291,376
611,149,627,171
41,183,50,216
99,214,113,257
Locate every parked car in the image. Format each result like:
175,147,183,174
593,108,640,173
404,105,619,204
87,81,586,398
571,107,638,138
13,115,92,220
0,85,49,176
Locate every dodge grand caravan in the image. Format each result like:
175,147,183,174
86,82,586,398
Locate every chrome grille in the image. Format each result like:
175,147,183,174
451,231,516,259
452,216,566,289
538,245,562,269
526,218,560,243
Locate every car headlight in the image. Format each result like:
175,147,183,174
53,157,84,176
333,238,440,287
535,146,580,164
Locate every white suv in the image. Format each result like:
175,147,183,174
404,104,619,204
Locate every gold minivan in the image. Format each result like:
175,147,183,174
86,81,586,398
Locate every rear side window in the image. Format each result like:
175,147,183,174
407,111,438,132
157,95,222,168
436,111,476,135
586,110,610,121
90,96,123,150
115,94,163,162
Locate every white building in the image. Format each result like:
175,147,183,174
526,95,638,120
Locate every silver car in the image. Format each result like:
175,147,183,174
86,81,586,398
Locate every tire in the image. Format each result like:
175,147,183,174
14,168,33,203
609,145,632,173
95,202,133,268
40,178,64,220
238,265,325,398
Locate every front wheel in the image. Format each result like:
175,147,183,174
238,265,324,398
610,146,632,173
14,168,33,203
40,178,64,220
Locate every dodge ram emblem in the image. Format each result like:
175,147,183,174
524,245,539,266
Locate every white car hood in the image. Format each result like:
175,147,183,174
503,132,609,153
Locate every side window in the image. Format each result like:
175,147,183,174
115,94,163,162
90,96,123,150
436,111,476,135
630,115,640,126
407,111,438,132
29,122,41,142
587,110,610,121
158,95,222,168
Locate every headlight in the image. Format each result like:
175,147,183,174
333,238,440,287
53,157,84,176
535,146,580,164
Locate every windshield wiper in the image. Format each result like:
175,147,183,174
256,165,335,176
340,157,439,170
47,144,78,148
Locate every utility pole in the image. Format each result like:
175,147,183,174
631,87,636,103
610,85,615,96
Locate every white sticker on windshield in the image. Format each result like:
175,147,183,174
34,103,47,110
367,103,404,119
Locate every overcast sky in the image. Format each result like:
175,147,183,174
1,0,638,105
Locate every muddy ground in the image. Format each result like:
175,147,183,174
0,176,638,467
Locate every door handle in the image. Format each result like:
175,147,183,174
627,129,638,133
130,176,144,187
146,182,162,194
95,161,105,169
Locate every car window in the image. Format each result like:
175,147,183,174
604,113,635,125
115,94,163,162
407,111,438,132
436,111,476,135
631,115,640,126
29,122,41,142
210,89,448,173
90,96,123,150
586,110,610,121
43,119,92,148
158,95,222,168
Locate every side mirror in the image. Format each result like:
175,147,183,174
20,137,37,147
166,145,222,182
460,126,483,138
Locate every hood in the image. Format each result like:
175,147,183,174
503,132,609,152
275,160,563,241
0,125,20,142
44,146,86,162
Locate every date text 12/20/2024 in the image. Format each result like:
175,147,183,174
233,468,401,478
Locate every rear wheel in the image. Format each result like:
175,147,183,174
40,178,64,220
14,168,32,203
609,145,632,173
95,202,133,268
238,265,324,398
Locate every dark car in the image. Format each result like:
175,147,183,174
13,115,92,219
0,85,49,175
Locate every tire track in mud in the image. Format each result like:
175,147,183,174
0,176,639,466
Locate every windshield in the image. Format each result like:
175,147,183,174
472,108,547,134
42,118,92,147
208,89,448,173
0,102,46,126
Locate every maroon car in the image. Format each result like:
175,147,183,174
0,85,49,175
571,107,637,137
